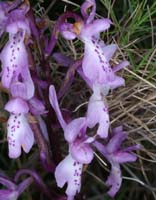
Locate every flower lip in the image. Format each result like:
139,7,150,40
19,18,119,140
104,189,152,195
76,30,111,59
55,154,82,200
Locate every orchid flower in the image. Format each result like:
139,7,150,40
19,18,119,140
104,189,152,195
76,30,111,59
94,126,140,197
49,85,94,164
0,29,34,99
49,85,94,199
53,55,110,139
60,0,129,92
4,98,34,158
55,153,83,200
0,4,34,99
0,174,32,200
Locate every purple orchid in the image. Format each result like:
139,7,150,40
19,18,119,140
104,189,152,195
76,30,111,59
0,3,34,99
4,98,34,158
49,85,94,164
94,126,140,197
0,174,32,200
55,153,83,200
50,57,110,139
60,0,129,92
0,29,34,99
49,85,94,199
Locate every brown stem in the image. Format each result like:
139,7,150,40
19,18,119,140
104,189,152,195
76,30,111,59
29,115,55,172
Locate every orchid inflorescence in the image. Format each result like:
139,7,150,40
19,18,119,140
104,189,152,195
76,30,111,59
0,0,140,199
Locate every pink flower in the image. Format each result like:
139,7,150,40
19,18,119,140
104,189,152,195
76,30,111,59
0,174,32,200
49,85,94,199
0,4,34,99
4,98,34,158
59,0,129,92
55,154,83,200
94,126,140,197
49,85,94,164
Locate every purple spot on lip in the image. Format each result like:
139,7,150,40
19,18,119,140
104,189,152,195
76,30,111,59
102,66,106,71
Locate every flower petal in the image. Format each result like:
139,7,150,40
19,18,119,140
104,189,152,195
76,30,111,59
10,76,34,100
20,124,34,154
5,98,29,114
55,154,82,200
70,140,94,164
6,20,30,35
64,117,86,143
113,152,137,163
81,0,96,24
106,130,127,153
113,61,129,73
108,75,125,90
37,116,49,142
0,189,18,200
0,30,33,94
60,23,76,40
19,67,35,100
80,19,112,39
124,144,141,152
77,67,93,88
7,113,34,158
28,97,46,116
93,141,107,155
10,82,28,99
102,44,117,61
105,163,122,197
81,37,115,85
49,85,67,130
87,91,109,138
